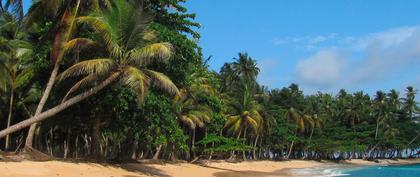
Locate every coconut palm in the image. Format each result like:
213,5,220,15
174,88,212,158
24,0,98,148
372,91,389,140
0,0,178,139
224,84,262,135
402,86,418,120
220,53,260,92
0,12,34,150
223,87,262,160
231,53,260,83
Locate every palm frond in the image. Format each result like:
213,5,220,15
63,38,95,54
59,58,114,81
144,69,179,97
127,42,173,66
62,74,99,101
14,66,35,90
77,16,113,49
224,115,240,129
181,115,196,129
246,117,259,133
121,66,149,102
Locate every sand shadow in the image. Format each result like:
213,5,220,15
121,163,171,177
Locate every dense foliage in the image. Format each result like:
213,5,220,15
0,0,419,161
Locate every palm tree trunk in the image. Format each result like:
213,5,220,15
153,144,162,160
91,115,101,158
253,134,259,160
375,118,380,140
229,129,241,160
25,0,82,148
286,130,298,160
407,132,420,147
286,140,295,160
191,128,196,158
0,72,120,139
25,62,60,148
5,89,14,150
242,128,247,160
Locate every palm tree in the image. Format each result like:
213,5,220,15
0,0,178,139
220,53,260,92
174,89,212,159
224,84,262,160
284,106,317,159
24,0,109,147
224,85,262,134
231,53,260,83
0,12,34,150
402,86,418,120
372,91,389,140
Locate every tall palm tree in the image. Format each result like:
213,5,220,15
402,86,418,120
372,91,389,140
24,0,109,147
220,53,260,92
0,0,178,139
231,53,260,83
0,12,34,150
224,84,262,160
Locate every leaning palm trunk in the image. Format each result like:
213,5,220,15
25,63,60,147
0,72,120,139
25,0,82,148
286,140,295,159
5,89,14,150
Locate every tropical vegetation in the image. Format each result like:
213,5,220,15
0,0,419,161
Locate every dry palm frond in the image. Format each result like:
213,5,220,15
128,42,173,66
59,58,114,81
144,69,179,96
63,38,95,54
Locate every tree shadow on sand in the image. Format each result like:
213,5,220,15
121,163,171,177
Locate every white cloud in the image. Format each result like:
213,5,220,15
294,26,420,93
351,26,420,83
296,49,345,86
271,34,337,50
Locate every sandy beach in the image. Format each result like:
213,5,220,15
1,159,419,177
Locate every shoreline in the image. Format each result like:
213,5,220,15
0,158,419,177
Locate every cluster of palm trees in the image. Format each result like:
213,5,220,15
0,0,178,150
0,0,419,161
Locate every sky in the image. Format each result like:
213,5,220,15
17,0,420,96
185,0,420,96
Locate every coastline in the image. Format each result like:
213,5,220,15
0,158,419,177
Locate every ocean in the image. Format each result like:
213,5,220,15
290,163,420,177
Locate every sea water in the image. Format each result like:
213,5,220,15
290,164,420,177
343,164,420,177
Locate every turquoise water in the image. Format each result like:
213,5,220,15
290,164,420,177
343,164,420,177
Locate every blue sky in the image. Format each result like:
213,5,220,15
185,0,420,96
17,0,420,96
